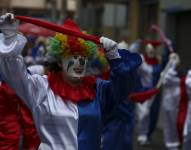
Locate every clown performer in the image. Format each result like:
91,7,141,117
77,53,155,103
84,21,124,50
136,40,162,145
183,70,191,150
161,53,182,150
0,13,142,150
0,80,40,150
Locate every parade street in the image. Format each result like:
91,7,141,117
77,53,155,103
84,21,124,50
134,128,166,150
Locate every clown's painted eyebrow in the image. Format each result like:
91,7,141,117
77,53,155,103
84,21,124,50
72,55,87,59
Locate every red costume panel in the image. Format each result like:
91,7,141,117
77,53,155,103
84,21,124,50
0,83,40,150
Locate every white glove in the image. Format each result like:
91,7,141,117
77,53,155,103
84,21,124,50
128,39,142,53
169,52,180,66
0,13,18,45
0,13,14,21
100,36,121,59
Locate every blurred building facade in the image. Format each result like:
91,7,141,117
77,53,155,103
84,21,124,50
0,0,76,23
160,0,191,70
129,0,191,69
76,0,129,41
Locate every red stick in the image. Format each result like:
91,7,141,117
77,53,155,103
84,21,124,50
15,16,100,44
151,24,174,53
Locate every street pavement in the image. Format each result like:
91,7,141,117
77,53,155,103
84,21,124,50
134,128,166,150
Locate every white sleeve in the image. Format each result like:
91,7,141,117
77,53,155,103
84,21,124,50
137,56,152,76
162,68,180,86
0,33,47,108
186,70,191,99
99,36,121,60
28,65,45,75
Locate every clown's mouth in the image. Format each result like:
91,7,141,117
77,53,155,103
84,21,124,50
73,68,84,74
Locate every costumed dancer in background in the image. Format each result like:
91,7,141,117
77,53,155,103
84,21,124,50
137,40,162,145
101,42,143,150
128,39,142,53
118,34,129,50
161,53,182,150
182,70,191,150
0,13,142,150
0,79,40,150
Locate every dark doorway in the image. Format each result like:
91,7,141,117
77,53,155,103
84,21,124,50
176,11,191,70
166,11,191,70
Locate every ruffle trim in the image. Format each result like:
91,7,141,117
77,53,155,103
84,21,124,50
48,72,96,103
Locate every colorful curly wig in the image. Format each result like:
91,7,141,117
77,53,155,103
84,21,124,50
48,33,109,73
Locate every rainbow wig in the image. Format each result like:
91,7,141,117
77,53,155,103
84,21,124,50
48,33,109,73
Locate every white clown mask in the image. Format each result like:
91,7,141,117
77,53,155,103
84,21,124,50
62,55,88,78
145,44,155,58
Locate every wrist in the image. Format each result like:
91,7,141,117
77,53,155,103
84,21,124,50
105,47,121,60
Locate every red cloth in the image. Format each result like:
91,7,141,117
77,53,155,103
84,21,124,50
99,70,110,80
48,72,96,103
129,88,160,103
177,76,188,142
143,54,159,65
19,102,40,149
0,83,40,150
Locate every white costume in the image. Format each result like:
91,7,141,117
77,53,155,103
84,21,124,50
183,70,191,150
118,40,128,50
136,43,162,144
0,34,80,150
137,55,156,144
28,64,45,75
161,67,181,150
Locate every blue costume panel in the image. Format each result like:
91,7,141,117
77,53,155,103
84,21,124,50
101,50,143,150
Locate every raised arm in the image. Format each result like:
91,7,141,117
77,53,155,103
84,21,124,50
98,37,142,114
100,37,142,77
0,13,47,108
161,53,180,87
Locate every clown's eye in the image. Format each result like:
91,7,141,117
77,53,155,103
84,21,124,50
79,58,85,66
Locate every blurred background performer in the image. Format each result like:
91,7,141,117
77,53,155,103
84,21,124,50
136,40,162,145
183,70,191,150
161,53,182,150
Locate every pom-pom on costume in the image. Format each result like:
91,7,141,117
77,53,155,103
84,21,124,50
0,13,142,150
